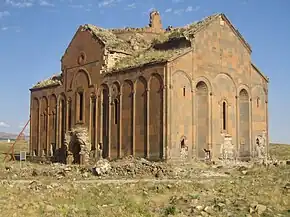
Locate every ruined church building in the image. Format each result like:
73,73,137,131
30,11,269,161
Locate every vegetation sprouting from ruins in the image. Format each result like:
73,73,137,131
32,13,220,89
32,74,62,89
111,48,191,71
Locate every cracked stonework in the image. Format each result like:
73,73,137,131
180,137,189,160
255,131,267,160
65,126,91,165
220,134,235,161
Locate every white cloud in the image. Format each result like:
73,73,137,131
185,6,193,12
1,26,21,32
127,3,136,9
98,0,121,8
0,122,10,128
173,9,183,15
5,0,34,8
192,6,200,12
173,6,200,15
0,11,10,18
39,0,54,7
165,8,172,13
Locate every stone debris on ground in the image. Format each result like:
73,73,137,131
0,154,289,217
1,154,289,182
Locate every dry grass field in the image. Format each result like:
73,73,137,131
0,141,289,217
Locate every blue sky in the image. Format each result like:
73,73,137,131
0,0,289,143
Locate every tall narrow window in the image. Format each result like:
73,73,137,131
256,97,260,108
114,99,118,125
222,101,227,131
52,112,55,129
78,92,84,121
183,86,186,97
68,101,72,130
92,98,96,127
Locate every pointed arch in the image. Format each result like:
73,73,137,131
111,82,121,159
32,97,40,156
172,70,193,90
121,80,133,156
97,84,110,158
171,70,193,159
239,88,250,159
251,85,267,147
57,94,66,148
196,81,209,159
135,76,147,158
149,74,163,159
40,96,49,154
70,68,92,89
194,76,213,93
49,94,57,155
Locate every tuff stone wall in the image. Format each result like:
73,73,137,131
30,13,268,164
166,15,268,161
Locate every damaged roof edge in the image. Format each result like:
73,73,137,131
108,48,193,74
108,60,168,74
251,62,269,83
30,83,61,91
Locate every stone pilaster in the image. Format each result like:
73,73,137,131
146,88,150,158
265,95,269,158
99,92,103,146
38,102,42,156
209,92,213,152
118,91,122,158
162,85,166,160
191,88,196,159
249,97,253,158
132,90,136,157
94,95,98,151
108,94,112,159
235,95,239,159
46,106,50,155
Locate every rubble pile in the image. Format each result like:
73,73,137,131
105,157,169,178
66,126,91,165
2,153,289,181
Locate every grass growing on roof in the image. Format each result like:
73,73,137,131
111,48,187,71
32,76,62,88
32,73,62,89
83,24,133,52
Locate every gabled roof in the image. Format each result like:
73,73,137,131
33,12,256,89
81,24,135,52
219,14,252,53
251,63,269,83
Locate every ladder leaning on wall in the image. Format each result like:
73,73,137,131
3,119,30,163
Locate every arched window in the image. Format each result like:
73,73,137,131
183,86,186,97
222,101,227,131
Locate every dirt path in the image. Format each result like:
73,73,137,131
0,177,228,185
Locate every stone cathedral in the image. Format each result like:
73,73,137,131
29,11,269,163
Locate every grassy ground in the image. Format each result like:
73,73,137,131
269,143,290,160
0,141,289,217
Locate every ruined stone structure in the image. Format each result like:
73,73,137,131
29,11,269,162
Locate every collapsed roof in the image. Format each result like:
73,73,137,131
81,12,220,73
31,11,254,89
